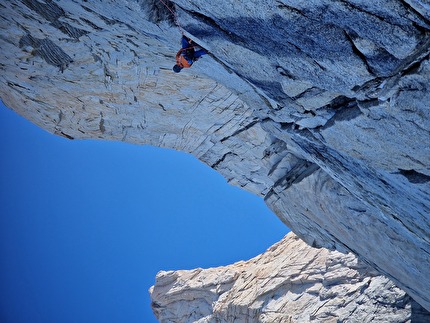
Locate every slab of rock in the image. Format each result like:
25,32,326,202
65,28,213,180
1,0,429,312
150,232,429,322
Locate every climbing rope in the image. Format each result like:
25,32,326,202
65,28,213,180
158,0,185,35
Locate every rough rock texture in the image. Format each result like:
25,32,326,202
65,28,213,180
1,0,429,314
150,232,430,322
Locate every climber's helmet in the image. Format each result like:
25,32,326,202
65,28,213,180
173,64,182,73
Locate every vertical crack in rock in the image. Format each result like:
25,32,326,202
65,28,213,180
99,113,105,134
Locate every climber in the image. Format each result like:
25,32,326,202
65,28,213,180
173,35,207,73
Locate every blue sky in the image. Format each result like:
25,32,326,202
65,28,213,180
0,101,289,323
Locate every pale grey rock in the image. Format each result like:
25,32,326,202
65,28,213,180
150,232,429,322
1,0,430,314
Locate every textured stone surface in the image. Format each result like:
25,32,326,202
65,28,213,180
1,0,429,313
150,232,430,322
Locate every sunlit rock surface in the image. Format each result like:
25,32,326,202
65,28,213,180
150,232,429,322
0,0,429,314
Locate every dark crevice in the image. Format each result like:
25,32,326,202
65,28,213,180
275,1,304,16
290,87,322,101
343,30,373,75
244,78,295,107
59,131,74,140
140,0,175,24
312,59,327,72
356,98,381,110
305,110,317,117
7,82,29,90
325,95,356,111
352,77,385,98
401,52,429,77
398,169,430,184
315,97,359,130
57,111,63,124
279,122,298,131
80,18,103,31
400,0,430,27
370,36,430,98
266,160,320,200
101,16,117,25
22,0,64,22
211,152,236,169
103,64,114,81
354,35,430,97
392,34,430,76
412,21,430,34
126,37,139,48
281,161,319,188
276,66,297,80
221,119,259,142
337,0,401,27
51,20,88,40
99,113,106,133
80,5,116,25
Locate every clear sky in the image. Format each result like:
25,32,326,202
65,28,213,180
0,101,289,323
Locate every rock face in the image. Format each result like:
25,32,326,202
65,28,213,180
150,232,429,322
0,0,429,314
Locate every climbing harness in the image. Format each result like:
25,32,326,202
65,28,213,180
158,0,185,35
176,51,192,68
175,47,198,68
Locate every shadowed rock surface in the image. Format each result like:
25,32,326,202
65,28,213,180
1,0,429,316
